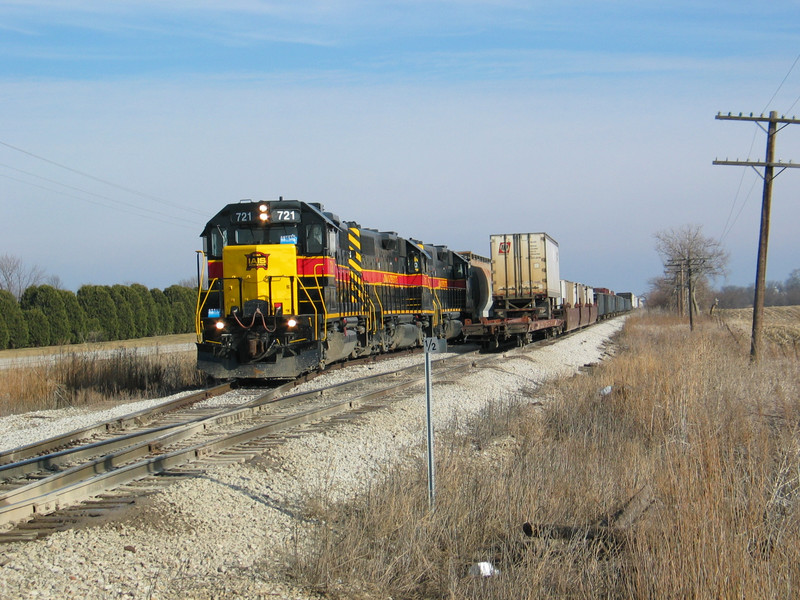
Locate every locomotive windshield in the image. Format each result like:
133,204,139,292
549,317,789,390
233,225,298,245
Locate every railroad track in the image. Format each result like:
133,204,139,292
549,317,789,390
0,345,505,543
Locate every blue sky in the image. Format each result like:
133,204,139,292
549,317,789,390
2,1,800,296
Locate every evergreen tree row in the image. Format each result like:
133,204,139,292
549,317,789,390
0,284,197,349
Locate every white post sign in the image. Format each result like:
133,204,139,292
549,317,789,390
424,336,447,354
424,337,446,509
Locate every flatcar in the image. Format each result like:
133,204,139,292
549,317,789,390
462,232,633,349
194,198,471,379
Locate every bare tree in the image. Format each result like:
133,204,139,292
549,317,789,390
45,274,64,290
645,276,675,310
0,254,46,300
653,225,728,317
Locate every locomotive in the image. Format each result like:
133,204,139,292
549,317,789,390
194,198,472,379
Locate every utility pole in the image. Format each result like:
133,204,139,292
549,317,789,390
665,257,708,329
714,111,800,361
688,251,694,331
665,259,685,317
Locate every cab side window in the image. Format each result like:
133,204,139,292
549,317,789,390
305,224,324,254
210,228,227,259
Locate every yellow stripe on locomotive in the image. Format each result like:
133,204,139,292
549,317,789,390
222,243,298,317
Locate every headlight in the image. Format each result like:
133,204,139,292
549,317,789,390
287,318,298,328
215,321,226,330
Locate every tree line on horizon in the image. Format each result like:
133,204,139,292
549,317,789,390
0,283,197,350
0,254,197,349
713,270,800,309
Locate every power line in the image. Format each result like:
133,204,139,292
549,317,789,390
0,162,204,227
0,172,198,230
718,54,800,244
718,171,759,244
0,138,208,217
762,53,800,113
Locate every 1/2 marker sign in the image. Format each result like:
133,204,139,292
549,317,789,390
424,337,447,354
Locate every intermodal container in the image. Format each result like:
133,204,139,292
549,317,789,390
490,233,560,300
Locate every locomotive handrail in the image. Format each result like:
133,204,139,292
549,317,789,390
193,251,232,344
297,276,322,342
195,280,221,343
195,250,208,343
313,261,329,341
431,284,443,330
370,284,385,333
366,287,380,335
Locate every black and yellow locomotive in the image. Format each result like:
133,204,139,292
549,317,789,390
195,199,471,379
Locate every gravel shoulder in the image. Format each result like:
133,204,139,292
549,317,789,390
0,318,626,600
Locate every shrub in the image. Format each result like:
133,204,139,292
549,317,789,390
77,285,118,341
164,284,196,334
23,307,51,347
0,314,8,349
20,285,71,345
150,288,175,335
131,283,161,337
110,285,137,340
0,290,29,348
58,288,88,343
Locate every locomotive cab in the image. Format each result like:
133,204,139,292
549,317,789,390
196,199,340,379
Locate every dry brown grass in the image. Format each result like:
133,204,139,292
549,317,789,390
717,306,800,357
0,345,203,416
290,312,800,599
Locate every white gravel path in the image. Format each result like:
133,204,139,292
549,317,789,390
0,391,201,454
0,317,625,599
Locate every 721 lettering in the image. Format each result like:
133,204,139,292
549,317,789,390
275,210,298,222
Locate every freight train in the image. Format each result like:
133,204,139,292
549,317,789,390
459,233,633,349
194,198,633,380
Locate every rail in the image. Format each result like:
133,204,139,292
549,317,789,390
0,348,493,531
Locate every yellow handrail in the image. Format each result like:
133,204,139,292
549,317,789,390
194,251,206,342
194,251,217,343
314,262,329,340
431,283,443,332
297,276,323,341
195,281,220,343
368,283,383,335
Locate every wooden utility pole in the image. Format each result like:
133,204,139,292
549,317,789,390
714,111,800,361
664,260,685,317
665,256,707,330
687,251,694,331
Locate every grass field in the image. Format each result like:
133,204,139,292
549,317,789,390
0,333,200,416
717,306,800,355
290,310,800,599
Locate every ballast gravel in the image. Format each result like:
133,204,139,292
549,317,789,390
0,318,626,600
